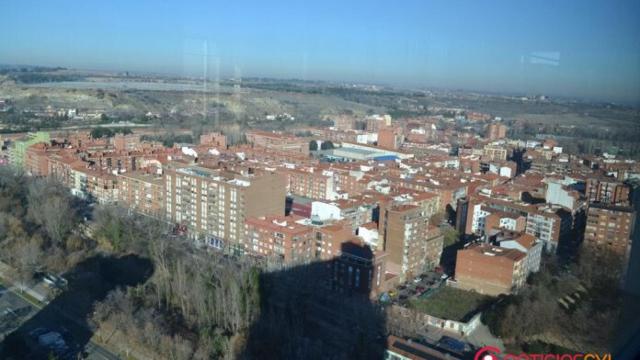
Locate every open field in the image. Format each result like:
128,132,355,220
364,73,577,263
408,286,493,322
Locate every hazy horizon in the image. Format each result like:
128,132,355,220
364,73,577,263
2,0,639,104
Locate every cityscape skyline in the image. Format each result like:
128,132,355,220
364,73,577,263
1,0,640,104
1,1,640,353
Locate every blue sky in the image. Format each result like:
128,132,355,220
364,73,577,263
1,0,639,103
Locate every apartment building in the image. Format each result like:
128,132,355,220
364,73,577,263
484,211,527,235
245,130,308,154
545,180,582,211
458,197,529,236
85,150,145,173
365,114,392,132
315,221,354,261
331,114,355,131
112,133,141,151
331,240,388,298
424,226,444,270
586,176,631,206
525,206,572,252
244,214,315,265
118,171,164,218
341,199,376,231
454,243,526,296
482,145,508,162
485,123,507,140
583,203,636,281
25,142,55,176
69,166,119,203
165,165,286,253
285,168,337,200
383,204,430,281
495,231,542,275
199,131,227,148
9,131,50,168
378,126,404,150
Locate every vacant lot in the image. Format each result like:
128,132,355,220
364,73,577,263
408,286,493,322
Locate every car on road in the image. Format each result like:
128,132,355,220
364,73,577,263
43,273,68,289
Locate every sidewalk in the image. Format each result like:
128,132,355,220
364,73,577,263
0,260,124,359
0,260,49,304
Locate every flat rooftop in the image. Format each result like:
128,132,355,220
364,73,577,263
176,165,251,187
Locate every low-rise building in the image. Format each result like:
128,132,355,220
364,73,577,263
454,243,526,296
495,231,542,275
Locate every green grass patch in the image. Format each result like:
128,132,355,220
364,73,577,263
408,286,494,322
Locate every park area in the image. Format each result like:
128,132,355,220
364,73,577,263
408,286,494,322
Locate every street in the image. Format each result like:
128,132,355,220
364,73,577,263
0,279,121,359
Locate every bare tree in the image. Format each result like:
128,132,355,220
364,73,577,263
15,236,44,291
27,178,78,245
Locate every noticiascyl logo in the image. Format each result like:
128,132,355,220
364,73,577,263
473,346,613,360
475,346,501,360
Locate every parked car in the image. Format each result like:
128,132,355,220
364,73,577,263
43,273,68,289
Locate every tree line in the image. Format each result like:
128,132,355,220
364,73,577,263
1,167,387,359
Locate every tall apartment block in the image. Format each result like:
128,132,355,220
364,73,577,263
583,203,636,283
165,165,286,253
118,171,165,219
485,123,507,140
377,126,404,150
382,204,429,281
